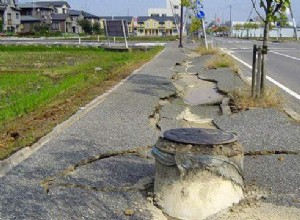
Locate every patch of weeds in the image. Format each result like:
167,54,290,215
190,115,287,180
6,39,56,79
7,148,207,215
229,87,283,111
197,46,219,56
206,53,239,73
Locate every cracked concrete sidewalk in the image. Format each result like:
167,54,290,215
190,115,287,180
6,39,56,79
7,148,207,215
0,42,300,220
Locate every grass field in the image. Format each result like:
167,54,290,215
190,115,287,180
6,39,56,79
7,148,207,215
0,45,162,159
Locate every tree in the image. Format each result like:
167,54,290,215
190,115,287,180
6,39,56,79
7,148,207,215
92,21,101,35
189,17,202,34
250,0,290,94
78,19,92,35
179,0,200,47
234,23,243,37
243,22,252,38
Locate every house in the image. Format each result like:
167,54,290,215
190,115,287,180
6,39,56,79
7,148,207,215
19,2,53,27
137,16,179,36
51,13,72,32
69,9,84,33
35,1,70,14
18,1,75,33
0,0,21,33
20,15,41,33
84,12,100,25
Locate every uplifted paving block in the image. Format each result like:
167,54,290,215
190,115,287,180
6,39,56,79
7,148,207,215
152,128,244,220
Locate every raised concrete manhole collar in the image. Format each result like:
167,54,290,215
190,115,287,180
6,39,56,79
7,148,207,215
152,128,244,220
164,128,237,145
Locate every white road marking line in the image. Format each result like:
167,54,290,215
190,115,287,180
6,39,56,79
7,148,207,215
270,51,300,61
223,49,300,101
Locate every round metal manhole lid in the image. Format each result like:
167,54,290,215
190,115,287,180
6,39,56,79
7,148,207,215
164,128,237,145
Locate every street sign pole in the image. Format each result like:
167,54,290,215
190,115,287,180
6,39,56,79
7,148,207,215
289,2,298,41
196,1,208,49
202,19,208,49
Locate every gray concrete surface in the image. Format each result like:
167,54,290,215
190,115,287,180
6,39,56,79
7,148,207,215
0,41,299,220
0,45,188,219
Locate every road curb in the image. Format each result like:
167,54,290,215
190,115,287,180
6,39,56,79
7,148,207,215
0,48,166,177
284,107,300,122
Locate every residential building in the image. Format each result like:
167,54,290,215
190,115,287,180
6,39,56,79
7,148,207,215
18,1,72,33
148,0,180,17
50,13,71,32
20,15,41,33
84,12,100,25
0,0,21,33
36,1,70,14
69,9,84,33
19,2,53,32
137,16,178,36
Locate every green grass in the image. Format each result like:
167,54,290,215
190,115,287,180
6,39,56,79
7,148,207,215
0,45,162,124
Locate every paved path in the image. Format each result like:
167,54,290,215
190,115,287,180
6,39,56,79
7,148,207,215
1,42,299,220
0,45,188,219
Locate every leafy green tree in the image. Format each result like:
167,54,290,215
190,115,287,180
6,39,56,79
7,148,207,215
250,0,290,46
243,22,253,38
190,17,202,33
92,21,101,35
234,23,243,37
78,19,92,34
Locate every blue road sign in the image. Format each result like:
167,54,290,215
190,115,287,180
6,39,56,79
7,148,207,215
196,10,205,19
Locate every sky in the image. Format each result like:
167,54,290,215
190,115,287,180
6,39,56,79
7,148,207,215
20,0,300,23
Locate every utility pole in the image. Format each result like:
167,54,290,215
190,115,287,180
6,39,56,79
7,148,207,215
289,1,298,41
230,5,232,37
179,1,184,48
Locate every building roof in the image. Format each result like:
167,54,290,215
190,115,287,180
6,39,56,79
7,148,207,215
100,16,113,20
21,15,41,22
83,12,99,19
34,1,70,8
69,9,83,16
18,3,50,9
51,13,69,21
137,16,178,23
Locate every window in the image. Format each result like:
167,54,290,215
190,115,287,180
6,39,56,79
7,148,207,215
52,22,60,30
7,13,12,20
146,22,149,28
16,13,19,19
174,5,179,9
154,22,157,28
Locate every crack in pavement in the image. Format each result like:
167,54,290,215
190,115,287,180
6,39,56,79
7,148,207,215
40,146,153,194
149,93,178,131
245,150,300,156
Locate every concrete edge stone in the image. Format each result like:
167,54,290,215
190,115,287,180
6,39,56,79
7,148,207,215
284,107,300,122
0,48,166,177
221,98,232,115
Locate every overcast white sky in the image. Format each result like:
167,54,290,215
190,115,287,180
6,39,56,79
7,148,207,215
20,0,300,23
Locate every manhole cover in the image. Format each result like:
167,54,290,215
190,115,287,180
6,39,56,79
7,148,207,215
164,128,237,145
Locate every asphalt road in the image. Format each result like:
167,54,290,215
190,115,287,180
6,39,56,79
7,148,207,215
215,37,300,115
